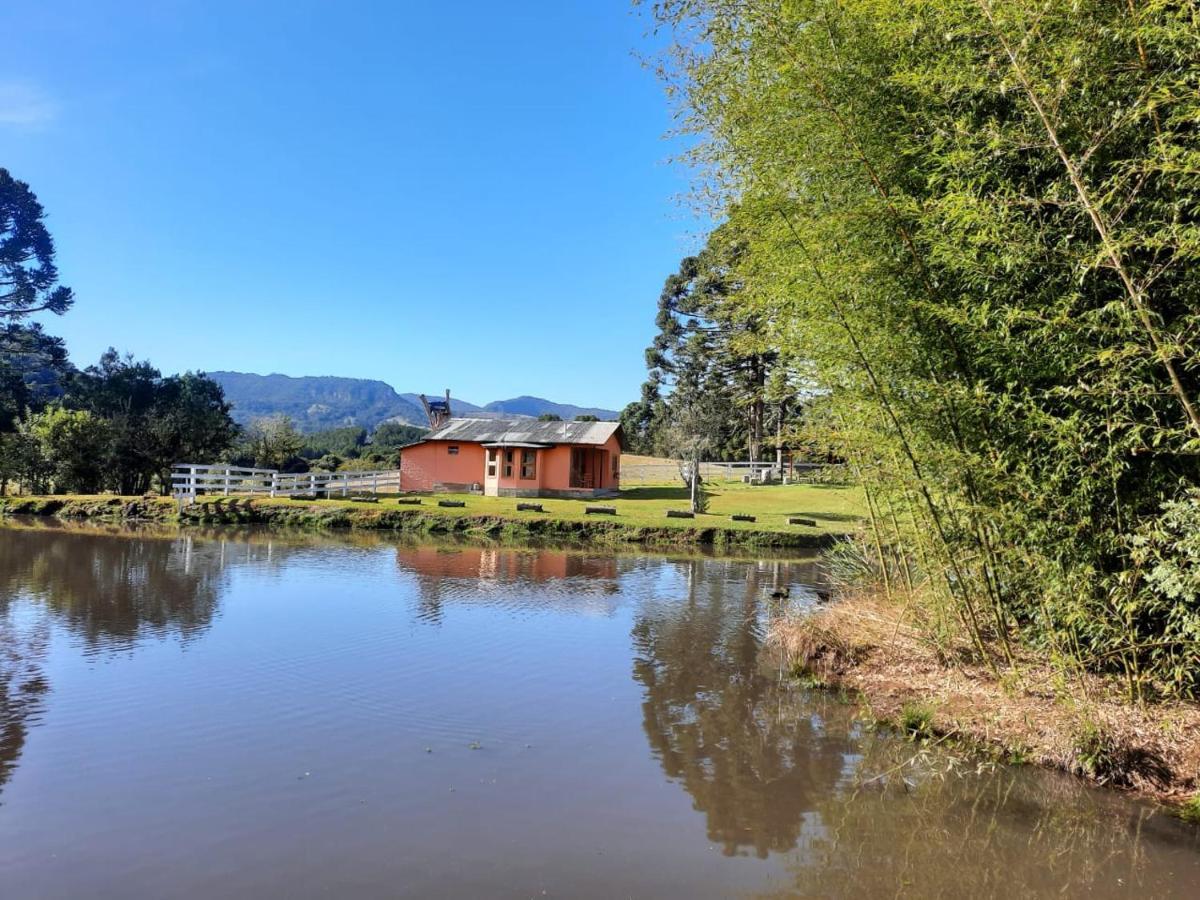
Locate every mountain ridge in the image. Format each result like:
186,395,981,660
208,371,620,432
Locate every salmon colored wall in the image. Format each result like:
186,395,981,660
400,441,486,491
605,433,622,490
541,434,623,491
394,546,618,581
541,446,573,490
402,435,622,493
496,447,542,491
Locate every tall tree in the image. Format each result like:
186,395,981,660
146,373,239,493
643,224,786,462
0,169,73,320
0,322,72,430
21,406,110,494
649,0,1200,693
66,350,236,494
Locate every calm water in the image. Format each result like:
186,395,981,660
2,521,1199,898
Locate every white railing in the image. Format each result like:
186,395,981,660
171,463,401,500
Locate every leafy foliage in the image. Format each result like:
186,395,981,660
635,229,805,461
19,406,110,494
0,322,71,429
648,0,1200,695
235,415,305,471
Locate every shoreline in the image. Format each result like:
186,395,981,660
768,593,1200,817
0,494,841,550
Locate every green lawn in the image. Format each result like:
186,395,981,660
218,480,864,537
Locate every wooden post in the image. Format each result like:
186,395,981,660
223,467,230,496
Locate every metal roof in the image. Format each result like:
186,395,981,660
412,417,622,448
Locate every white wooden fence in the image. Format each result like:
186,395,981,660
171,463,401,500
619,459,824,486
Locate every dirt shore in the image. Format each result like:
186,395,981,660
768,593,1200,813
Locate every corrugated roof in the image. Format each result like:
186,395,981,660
414,417,622,447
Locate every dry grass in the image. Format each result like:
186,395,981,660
769,590,1200,803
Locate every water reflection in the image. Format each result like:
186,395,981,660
632,557,852,858
394,545,622,623
768,746,1200,898
0,528,223,648
1,521,1198,898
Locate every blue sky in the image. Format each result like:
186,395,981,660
2,1,702,411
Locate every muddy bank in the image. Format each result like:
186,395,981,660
767,595,1200,814
0,495,835,550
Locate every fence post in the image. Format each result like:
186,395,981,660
223,467,230,496
270,470,278,497
372,473,378,495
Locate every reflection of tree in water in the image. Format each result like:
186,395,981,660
0,527,230,797
0,529,225,647
761,735,1200,899
633,558,856,858
0,612,49,797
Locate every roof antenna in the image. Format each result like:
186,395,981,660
420,390,452,429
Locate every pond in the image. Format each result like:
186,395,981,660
1,521,1198,898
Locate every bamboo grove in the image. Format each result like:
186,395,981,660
647,0,1200,696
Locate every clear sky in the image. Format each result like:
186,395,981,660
2,1,702,411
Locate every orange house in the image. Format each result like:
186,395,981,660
399,417,623,498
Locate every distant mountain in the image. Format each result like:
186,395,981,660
209,372,427,431
483,396,620,421
209,373,620,432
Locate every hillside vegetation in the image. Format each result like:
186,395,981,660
211,372,619,431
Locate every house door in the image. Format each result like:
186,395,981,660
484,448,499,496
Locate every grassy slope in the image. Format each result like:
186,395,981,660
1,482,862,539
212,481,863,537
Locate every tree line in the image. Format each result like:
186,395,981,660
648,0,1200,697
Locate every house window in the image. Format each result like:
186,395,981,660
612,455,620,478
520,449,536,480
503,450,514,478
447,445,459,455
486,448,497,477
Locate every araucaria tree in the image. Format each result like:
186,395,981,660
638,223,790,462
649,0,1200,696
0,168,73,319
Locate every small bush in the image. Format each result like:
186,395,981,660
899,702,935,741
1178,796,1200,825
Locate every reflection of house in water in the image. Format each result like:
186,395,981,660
394,546,622,624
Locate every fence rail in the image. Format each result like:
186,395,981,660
171,463,401,500
619,460,823,486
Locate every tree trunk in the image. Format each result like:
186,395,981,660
747,356,766,463
775,403,784,471
690,451,699,513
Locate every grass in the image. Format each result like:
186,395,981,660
899,702,936,741
201,480,863,537
0,480,863,546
